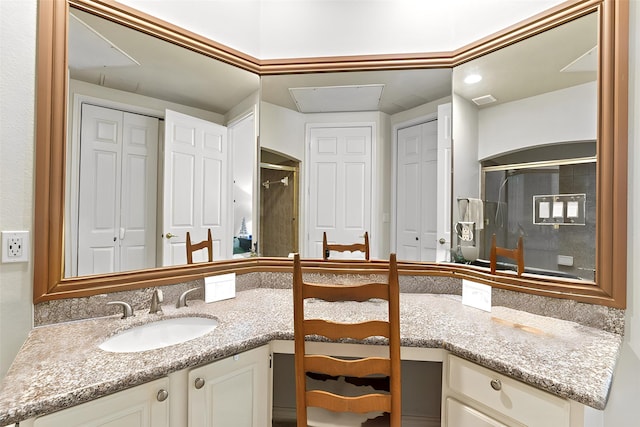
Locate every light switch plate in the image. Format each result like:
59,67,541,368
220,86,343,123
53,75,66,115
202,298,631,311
204,273,236,303
462,279,492,312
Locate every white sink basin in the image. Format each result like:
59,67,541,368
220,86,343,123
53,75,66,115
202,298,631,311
100,316,218,353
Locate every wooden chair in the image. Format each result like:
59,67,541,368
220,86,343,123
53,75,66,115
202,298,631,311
322,231,370,260
186,229,213,264
490,234,524,276
293,253,401,426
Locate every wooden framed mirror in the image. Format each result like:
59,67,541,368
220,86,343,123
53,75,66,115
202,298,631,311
34,0,627,308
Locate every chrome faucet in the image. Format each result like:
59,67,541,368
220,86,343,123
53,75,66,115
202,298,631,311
149,289,164,314
176,287,201,308
107,301,133,319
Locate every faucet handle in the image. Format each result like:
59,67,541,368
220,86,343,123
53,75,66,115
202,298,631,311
149,289,164,314
176,287,201,308
107,301,134,319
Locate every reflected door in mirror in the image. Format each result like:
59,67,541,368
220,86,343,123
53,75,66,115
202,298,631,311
75,104,159,276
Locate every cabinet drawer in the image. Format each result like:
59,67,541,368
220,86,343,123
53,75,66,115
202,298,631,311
446,397,512,427
448,355,570,426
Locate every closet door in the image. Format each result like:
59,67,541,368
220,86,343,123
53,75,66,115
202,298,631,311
77,104,123,275
77,104,158,276
119,111,159,272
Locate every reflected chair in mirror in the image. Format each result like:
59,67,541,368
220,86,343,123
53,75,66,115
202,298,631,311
292,253,401,426
322,231,370,261
490,234,524,276
186,229,213,264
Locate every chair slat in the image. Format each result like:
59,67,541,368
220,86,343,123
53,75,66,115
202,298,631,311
304,319,389,340
303,282,389,301
293,253,401,426
186,229,213,264
323,231,370,261
306,390,391,414
305,354,391,377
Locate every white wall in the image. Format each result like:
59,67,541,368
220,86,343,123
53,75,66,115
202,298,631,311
601,1,640,426
452,93,481,220
478,81,597,160
69,79,226,124
119,0,565,59
259,102,306,162
0,0,36,380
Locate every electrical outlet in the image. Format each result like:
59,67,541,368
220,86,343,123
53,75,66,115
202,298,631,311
8,237,23,257
2,231,30,263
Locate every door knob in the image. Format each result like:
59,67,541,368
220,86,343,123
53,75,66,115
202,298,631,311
165,233,178,239
439,238,446,244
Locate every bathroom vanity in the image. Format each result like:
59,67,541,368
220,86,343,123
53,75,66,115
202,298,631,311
0,284,622,427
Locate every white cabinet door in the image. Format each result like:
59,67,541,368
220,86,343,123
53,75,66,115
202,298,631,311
33,377,170,427
188,345,271,427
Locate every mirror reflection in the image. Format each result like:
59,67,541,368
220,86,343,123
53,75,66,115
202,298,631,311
65,8,260,278
452,12,597,280
260,69,453,259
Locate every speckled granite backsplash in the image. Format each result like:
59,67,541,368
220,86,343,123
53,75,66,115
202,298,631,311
34,271,624,335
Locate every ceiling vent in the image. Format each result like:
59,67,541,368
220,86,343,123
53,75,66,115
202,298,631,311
289,84,384,113
472,94,497,106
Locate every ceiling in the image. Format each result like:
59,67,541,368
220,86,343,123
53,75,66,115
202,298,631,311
69,8,260,115
69,6,596,116
453,12,597,108
262,69,452,115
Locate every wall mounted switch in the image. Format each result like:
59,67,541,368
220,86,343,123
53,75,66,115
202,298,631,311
2,231,30,263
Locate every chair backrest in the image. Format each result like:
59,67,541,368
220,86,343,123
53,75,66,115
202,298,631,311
186,229,213,264
293,253,401,426
322,231,370,261
490,234,524,276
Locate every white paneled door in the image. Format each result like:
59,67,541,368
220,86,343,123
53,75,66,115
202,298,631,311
397,121,437,261
162,110,229,265
396,104,451,262
307,125,372,258
77,104,158,276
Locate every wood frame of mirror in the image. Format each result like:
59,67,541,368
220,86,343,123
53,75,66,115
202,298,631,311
34,0,628,308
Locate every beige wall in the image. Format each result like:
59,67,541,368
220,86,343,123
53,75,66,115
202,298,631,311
0,1,638,426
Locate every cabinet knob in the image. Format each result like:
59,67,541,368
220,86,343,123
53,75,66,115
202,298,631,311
157,389,169,402
194,377,205,389
490,379,502,391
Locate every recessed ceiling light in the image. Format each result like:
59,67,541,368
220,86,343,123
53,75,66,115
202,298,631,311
464,74,482,84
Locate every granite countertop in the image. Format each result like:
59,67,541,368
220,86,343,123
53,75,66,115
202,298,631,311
0,289,622,425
